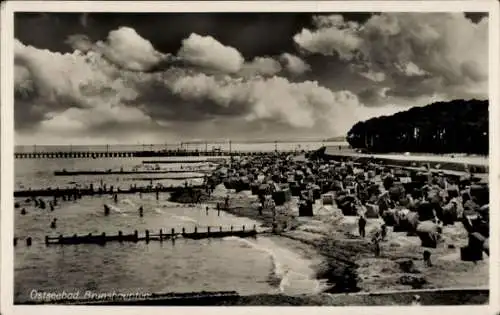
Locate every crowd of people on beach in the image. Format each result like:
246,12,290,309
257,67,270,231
210,151,490,262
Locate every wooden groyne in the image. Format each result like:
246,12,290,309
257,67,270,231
14,150,299,159
142,159,226,164
129,176,206,181
39,226,259,246
54,170,208,176
14,185,204,198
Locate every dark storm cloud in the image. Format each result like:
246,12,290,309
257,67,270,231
15,12,373,57
13,12,489,144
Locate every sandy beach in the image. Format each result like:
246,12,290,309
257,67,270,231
207,185,488,295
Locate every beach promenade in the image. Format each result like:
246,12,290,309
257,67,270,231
324,147,488,177
325,147,488,166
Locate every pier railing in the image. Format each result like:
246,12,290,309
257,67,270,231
14,150,301,159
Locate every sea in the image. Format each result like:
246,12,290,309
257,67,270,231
14,141,345,303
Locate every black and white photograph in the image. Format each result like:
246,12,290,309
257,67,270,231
2,0,499,310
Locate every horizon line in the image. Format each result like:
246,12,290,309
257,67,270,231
14,138,349,147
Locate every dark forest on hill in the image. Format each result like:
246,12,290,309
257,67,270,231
346,99,488,155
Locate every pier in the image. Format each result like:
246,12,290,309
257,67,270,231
14,149,299,159
36,226,259,246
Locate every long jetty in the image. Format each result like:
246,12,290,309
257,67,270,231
14,150,299,159
37,226,259,246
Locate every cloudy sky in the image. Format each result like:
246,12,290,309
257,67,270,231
14,12,488,145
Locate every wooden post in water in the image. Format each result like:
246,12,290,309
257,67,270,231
159,229,163,241
207,226,211,236
45,236,49,245
182,227,186,236
219,226,222,232
134,230,139,242
60,234,65,244
171,228,175,237
118,231,123,242
231,225,233,232
194,226,198,235
101,232,106,245
242,225,245,232
145,230,150,243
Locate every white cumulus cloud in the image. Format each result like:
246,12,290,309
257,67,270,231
177,33,244,73
280,53,311,76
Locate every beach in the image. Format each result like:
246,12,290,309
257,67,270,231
13,144,489,305
213,187,488,294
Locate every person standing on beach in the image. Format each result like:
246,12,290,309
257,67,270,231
381,224,387,240
372,231,381,257
358,215,367,238
411,295,421,306
423,250,432,267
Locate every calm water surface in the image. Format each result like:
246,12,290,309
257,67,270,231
14,151,327,303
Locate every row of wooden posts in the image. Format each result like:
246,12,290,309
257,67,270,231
14,150,299,159
14,225,259,247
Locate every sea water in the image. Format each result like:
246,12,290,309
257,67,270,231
14,152,329,303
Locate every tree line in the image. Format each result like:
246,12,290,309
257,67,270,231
346,99,488,154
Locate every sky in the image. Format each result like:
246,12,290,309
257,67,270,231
14,12,489,145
